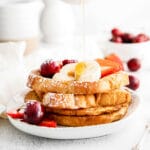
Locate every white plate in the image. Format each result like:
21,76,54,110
8,92,140,139
0,104,5,113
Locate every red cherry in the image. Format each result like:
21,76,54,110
111,28,123,37
62,59,77,66
127,58,141,71
133,34,150,43
24,101,45,125
40,60,62,77
127,75,140,90
121,33,134,43
110,37,123,43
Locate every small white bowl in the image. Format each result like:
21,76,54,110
103,40,150,69
0,0,43,40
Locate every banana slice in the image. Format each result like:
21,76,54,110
53,63,77,81
75,61,101,82
52,61,101,82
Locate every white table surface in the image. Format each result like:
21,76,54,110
0,44,150,150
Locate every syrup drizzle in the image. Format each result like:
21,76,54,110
80,0,86,59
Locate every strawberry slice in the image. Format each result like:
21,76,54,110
7,110,24,119
39,119,57,128
96,58,122,77
105,53,124,70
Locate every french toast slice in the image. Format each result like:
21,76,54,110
47,105,128,127
45,103,128,116
24,90,40,102
27,70,129,94
24,89,131,109
42,89,131,109
24,90,129,116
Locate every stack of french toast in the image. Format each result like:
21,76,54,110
25,54,131,127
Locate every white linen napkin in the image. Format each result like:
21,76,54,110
0,41,26,118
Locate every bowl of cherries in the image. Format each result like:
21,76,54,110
104,28,150,69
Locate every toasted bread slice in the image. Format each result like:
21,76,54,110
27,70,129,94
47,105,128,126
45,103,128,116
24,90,40,102
96,89,131,106
43,89,131,109
24,90,130,117
24,89,131,109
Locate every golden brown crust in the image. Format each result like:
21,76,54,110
48,106,128,127
42,89,131,109
45,103,128,116
27,70,129,94
24,90,41,102
96,89,131,106
24,89,131,110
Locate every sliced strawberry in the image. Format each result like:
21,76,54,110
7,110,24,119
105,53,124,70
101,66,116,77
39,119,57,128
96,58,122,77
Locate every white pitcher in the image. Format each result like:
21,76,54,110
41,0,75,44
0,0,44,55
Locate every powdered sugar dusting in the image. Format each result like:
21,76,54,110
43,93,77,109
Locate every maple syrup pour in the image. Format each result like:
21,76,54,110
80,0,86,59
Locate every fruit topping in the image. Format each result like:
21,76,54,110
126,75,140,90
127,58,141,71
111,28,123,37
62,59,77,66
7,110,24,119
53,63,77,81
40,60,62,78
39,119,57,128
121,33,134,43
75,61,101,82
132,34,150,43
105,53,124,70
24,101,45,125
110,28,150,43
110,36,123,43
53,61,101,82
96,58,123,77
7,101,57,128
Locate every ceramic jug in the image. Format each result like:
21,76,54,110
0,0,44,55
41,0,75,44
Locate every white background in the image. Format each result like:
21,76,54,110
0,1,150,149
69,0,150,35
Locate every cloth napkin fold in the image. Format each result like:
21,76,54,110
0,41,26,118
